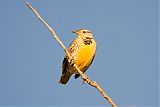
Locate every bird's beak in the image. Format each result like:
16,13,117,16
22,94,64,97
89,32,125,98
71,30,78,34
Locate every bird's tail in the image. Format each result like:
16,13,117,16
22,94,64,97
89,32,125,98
59,72,72,84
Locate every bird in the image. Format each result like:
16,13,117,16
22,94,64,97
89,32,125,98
59,29,97,84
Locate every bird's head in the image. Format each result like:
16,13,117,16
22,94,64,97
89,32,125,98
72,29,94,39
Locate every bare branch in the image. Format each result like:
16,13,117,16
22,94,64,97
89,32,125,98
26,2,117,107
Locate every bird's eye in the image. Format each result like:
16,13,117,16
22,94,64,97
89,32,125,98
83,31,86,33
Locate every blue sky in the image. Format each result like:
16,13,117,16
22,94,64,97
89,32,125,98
0,0,159,106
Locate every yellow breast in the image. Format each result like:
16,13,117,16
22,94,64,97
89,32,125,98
74,38,96,72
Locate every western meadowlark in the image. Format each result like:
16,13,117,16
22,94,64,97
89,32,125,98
59,29,97,84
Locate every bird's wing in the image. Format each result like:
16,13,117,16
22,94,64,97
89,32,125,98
68,39,79,56
60,56,73,84
62,38,80,74
62,56,68,74
60,39,80,84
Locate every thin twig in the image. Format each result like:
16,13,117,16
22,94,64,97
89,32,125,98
26,2,117,107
